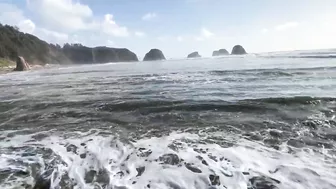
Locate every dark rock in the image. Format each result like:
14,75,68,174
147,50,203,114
159,154,181,165
208,154,218,162
33,170,53,189
85,169,110,184
65,144,78,154
136,166,145,177
80,153,86,159
212,49,229,56
185,163,202,173
14,56,30,71
143,49,166,61
249,176,280,189
231,45,247,55
85,170,97,183
63,44,138,63
209,174,220,185
196,155,209,166
269,130,282,138
138,148,152,157
187,51,201,58
287,139,305,148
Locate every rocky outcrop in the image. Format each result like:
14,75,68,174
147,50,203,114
231,45,247,55
63,44,138,64
187,52,201,58
13,56,30,71
0,23,138,65
143,49,166,61
212,49,229,56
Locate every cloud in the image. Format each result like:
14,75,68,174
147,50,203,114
18,19,36,33
135,31,146,37
261,28,269,33
27,0,129,38
27,0,93,32
177,36,184,42
201,28,214,38
102,14,129,37
142,12,157,21
35,28,69,43
275,22,298,31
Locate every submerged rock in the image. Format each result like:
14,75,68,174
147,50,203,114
136,166,145,177
13,56,30,71
33,170,53,189
212,49,229,56
143,49,166,61
231,45,247,55
187,52,201,58
249,176,280,189
209,174,220,185
159,153,181,165
185,163,202,173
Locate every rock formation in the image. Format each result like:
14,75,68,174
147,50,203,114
63,44,138,64
143,49,166,61
13,56,30,71
187,52,201,58
231,45,247,55
212,49,229,56
0,24,138,65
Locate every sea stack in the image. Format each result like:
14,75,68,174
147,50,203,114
212,49,229,56
187,52,201,58
13,56,30,71
143,49,166,61
231,45,247,55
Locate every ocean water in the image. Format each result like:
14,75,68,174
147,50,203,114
1,50,336,189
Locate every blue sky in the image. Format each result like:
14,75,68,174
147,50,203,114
1,0,336,58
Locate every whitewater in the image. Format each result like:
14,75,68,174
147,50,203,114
1,49,336,189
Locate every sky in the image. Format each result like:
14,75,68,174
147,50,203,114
0,0,336,59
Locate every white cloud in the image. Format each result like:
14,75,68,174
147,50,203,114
102,14,129,37
18,19,36,33
35,28,69,44
201,28,214,38
27,0,129,38
142,12,157,21
177,36,184,42
261,28,269,33
27,0,94,32
275,22,298,31
135,31,145,37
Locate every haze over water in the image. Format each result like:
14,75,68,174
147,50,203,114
1,50,336,189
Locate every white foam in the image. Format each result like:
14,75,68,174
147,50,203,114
0,130,335,189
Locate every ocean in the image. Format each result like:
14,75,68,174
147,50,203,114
1,49,336,189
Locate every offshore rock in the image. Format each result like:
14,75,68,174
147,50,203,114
14,56,30,71
187,51,201,58
143,49,166,61
212,49,229,56
231,45,247,55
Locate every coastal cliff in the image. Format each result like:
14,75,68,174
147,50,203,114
0,23,138,65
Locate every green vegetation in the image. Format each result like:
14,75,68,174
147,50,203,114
0,23,138,66
0,58,14,68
